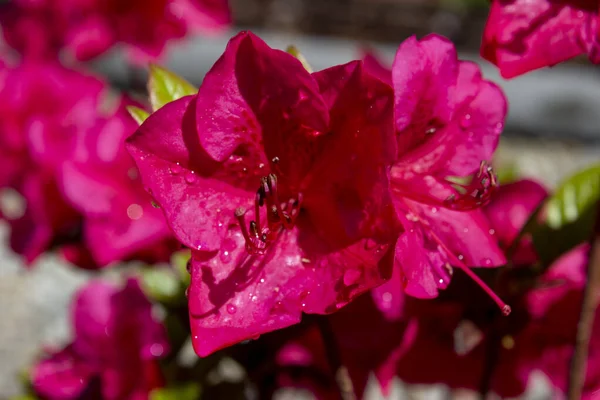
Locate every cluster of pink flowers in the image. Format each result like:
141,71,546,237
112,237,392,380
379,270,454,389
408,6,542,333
3,0,599,398
0,0,230,61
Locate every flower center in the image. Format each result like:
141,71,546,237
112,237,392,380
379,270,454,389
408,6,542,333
444,161,498,210
235,173,302,255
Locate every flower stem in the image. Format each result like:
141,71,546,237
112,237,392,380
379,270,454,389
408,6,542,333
568,202,600,400
316,316,356,400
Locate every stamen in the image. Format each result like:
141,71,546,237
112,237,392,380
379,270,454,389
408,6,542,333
233,174,302,255
403,201,511,316
443,161,498,211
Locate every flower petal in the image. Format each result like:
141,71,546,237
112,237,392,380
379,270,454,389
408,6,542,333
481,0,595,78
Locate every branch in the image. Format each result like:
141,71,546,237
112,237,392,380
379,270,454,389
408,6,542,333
568,201,600,399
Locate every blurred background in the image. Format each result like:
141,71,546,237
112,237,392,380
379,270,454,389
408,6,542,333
1,0,599,398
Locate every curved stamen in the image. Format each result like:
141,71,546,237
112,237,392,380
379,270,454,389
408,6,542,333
444,161,498,210
234,174,302,255
403,201,511,316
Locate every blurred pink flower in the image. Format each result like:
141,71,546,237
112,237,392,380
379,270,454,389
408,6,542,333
58,99,179,267
0,0,231,62
127,31,400,356
32,279,169,400
364,35,509,310
482,0,600,78
484,179,549,265
0,62,104,264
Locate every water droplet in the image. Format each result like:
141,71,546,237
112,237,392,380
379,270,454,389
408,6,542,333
260,278,265,283
301,303,306,308
343,269,361,286
463,227,469,233
460,114,472,129
150,343,164,357
258,163,265,169
220,250,232,264
405,212,419,222
251,295,258,302
483,258,492,266
488,229,495,235
272,156,280,164
273,287,280,292
382,292,393,303
431,207,437,213
127,204,144,220
227,304,237,314
425,127,436,135
457,254,464,261
170,163,182,175
363,238,378,251
185,171,197,184
439,278,445,285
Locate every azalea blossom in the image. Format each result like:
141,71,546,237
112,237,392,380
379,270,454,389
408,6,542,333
127,31,400,356
0,0,231,62
58,99,179,267
481,0,600,78
0,61,104,264
364,35,509,310
32,279,169,400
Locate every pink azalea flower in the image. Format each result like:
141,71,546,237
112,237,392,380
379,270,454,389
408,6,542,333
0,61,104,264
483,179,549,265
126,31,400,356
0,0,231,62
32,279,169,400
364,35,509,310
481,0,600,78
58,99,179,267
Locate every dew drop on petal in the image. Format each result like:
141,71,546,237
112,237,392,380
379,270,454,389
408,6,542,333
185,171,197,184
463,227,469,233
483,258,492,266
227,304,237,314
431,207,437,214
457,254,464,261
489,229,495,235
150,343,164,357
127,204,143,220
219,250,231,264
460,114,472,129
260,278,265,283
170,163,182,175
251,295,258,302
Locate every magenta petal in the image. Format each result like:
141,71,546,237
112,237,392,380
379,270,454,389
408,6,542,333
32,346,95,400
392,34,457,154
127,96,251,252
482,0,595,78
444,64,507,176
195,31,329,189
484,179,548,248
188,226,395,356
362,51,392,86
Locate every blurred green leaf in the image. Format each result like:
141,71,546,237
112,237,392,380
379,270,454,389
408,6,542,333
531,163,600,265
495,163,519,185
286,46,313,73
546,164,600,229
171,249,192,286
141,267,184,306
10,396,38,400
148,65,197,112
126,105,150,125
150,383,201,400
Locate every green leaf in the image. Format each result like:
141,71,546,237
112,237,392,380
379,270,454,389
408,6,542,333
286,45,313,73
126,105,150,125
148,65,197,112
150,383,201,400
171,249,192,286
546,163,600,229
495,163,519,185
531,163,600,265
140,267,184,306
